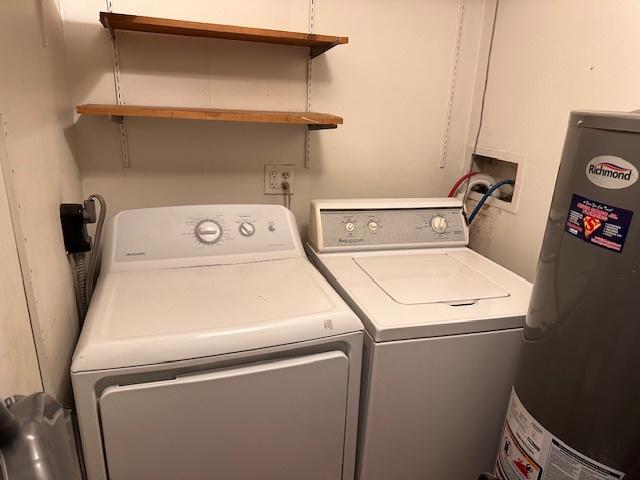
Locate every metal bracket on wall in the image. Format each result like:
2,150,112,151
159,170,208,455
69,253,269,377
102,10,115,39
107,0,130,168
304,0,316,169
108,114,124,124
308,124,337,131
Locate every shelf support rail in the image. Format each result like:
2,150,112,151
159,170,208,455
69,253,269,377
439,0,466,169
106,0,130,168
305,0,316,168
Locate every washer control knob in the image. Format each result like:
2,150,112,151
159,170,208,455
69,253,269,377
239,222,255,237
195,220,222,244
268,224,276,232
368,221,379,232
345,222,356,232
430,215,448,234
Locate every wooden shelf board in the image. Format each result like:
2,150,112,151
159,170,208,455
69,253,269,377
76,104,342,129
100,12,348,58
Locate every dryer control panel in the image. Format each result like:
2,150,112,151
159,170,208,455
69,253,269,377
102,205,301,272
308,198,468,253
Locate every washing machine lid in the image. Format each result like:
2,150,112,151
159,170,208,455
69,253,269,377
354,253,508,305
308,247,532,342
71,257,362,372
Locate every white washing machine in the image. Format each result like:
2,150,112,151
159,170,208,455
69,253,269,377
306,198,532,480
71,204,363,480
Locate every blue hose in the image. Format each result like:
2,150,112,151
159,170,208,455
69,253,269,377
467,179,514,224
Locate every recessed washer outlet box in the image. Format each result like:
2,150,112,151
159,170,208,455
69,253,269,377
465,146,526,214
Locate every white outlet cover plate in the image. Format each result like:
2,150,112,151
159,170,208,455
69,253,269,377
264,164,295,195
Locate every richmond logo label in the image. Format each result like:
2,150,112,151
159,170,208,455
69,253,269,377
586,156,638,189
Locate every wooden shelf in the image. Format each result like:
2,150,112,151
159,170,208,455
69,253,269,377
76,104,342,130
100,12,348,58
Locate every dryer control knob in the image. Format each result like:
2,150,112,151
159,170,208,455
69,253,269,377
195,220,222,244
239,222,255,237
430,215,448,234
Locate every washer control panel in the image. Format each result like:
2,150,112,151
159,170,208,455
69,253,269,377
109,205,296,269
310,199,469,252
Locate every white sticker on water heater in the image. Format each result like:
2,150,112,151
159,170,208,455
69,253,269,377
585,156,638,189
494,388,625,480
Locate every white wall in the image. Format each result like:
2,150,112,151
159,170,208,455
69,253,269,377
0,0,83,401
460,0,640,280
61,0,487,231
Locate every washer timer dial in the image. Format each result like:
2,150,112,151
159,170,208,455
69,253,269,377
195,220,222,244
430,215,448,234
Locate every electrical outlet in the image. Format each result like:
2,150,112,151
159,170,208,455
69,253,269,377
264,164,295,195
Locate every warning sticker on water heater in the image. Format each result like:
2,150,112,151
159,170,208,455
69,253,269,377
564,194,633,253
495,389,625,480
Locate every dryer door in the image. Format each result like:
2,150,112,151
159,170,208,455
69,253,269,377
99,351,349,480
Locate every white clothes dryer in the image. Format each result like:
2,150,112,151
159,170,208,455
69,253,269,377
72,204,363,480
306,198,531,480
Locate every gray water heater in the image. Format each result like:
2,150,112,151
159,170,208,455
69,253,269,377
495,111,640,480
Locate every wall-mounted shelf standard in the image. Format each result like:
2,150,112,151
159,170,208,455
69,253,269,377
76,104,343,130
100,12,348,58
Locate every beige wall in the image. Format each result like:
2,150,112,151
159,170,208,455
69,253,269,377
0,0,83,401
61,0,486,231
0,133,42,397
0,0,490,402
461,0,640,280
